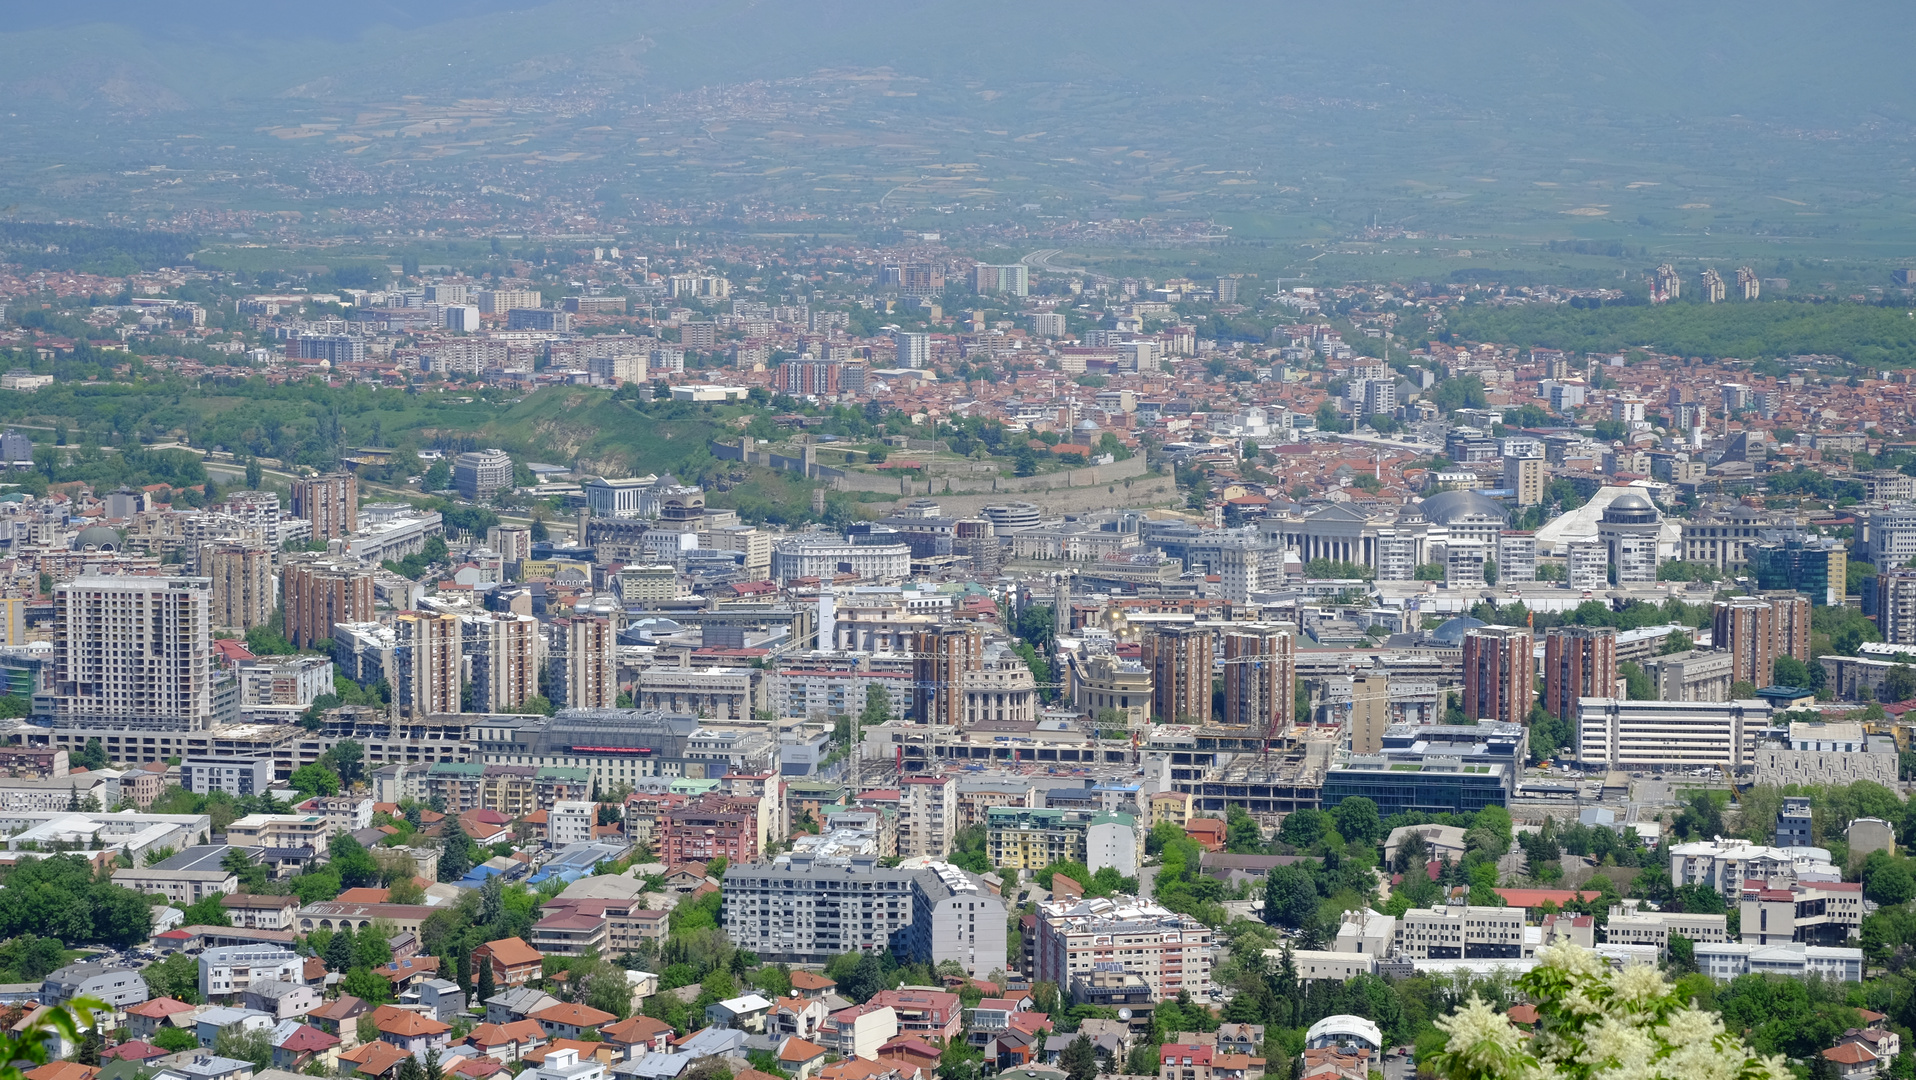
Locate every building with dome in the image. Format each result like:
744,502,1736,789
1598,492,1663,583
1258,489,1509,583
73,525,120,551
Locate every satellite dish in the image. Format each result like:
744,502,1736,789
1118,1008,1133,1021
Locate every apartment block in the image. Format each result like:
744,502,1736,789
722,855,1006,978
204,544,276,631
1740,880,1865,946
1034,895,1212,1002
1542,626,1616,721
1391,901,1525,959
566,618,615,710
291,473,358,541
899,774,956,859
1603,900,1729,955
283,556,376,651
54,575,215,732
1461,626,1531,724
1218,626,1294,731
1146,625,1213,724
396,612,463,718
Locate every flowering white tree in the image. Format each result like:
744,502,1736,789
1427,943,1792,1080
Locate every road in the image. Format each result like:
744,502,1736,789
1137,860,1160,900
1021,248,1104,282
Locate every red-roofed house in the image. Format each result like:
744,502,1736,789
273,1023,342,1072
102,1042,168,1063
1162,1043,1216,1080
530,1002,617,1041
373,1005,451,1055
779,1036,831,1080
126,998,199,1040
1184,818,1227,851
447,1056,506,1080
339,1040,413,1079
601,1015,675,1056
867,990,960,1044
467,1020,546,1062
1825,1043,1881,1080
473,938,544,988
875,1037,941,1075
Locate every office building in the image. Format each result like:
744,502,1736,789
1692,942,1863,983
971,264,1030,296
771,535,912,584
282,556,375,650
1461,627,1531,724
1324,755,1513,815
1388,901,1526,960
396,612,463,717
912,624,982,726
1754,721,1898,787
54,575,214,732
1146,625,1213,725
455,449,516,501
488,526,533,565
960,654,1038,726
204,544,275,631
722,855,1006,978
892,331,930,369
1751,536,1847,606
1740,879,1865,946
1604,901,1727,956
1034,895,1212,1002
1543,627,1616,721
566,618,615,710
1575,697,1770,771
468,614,540,714
1219,626,1294,731
291,473,358,541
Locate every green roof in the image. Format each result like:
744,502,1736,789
536,767,591,782
428,761,486,776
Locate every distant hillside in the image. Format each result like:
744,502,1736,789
465,388,720,480
5,0,1916,124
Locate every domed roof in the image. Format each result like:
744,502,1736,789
1430,616,1488,646
1601,491,1660,524
1419,489,1509,526
1075,419,1100,433
1610,492,1653,510
73,525,120,551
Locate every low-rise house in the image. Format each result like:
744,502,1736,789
865,991,960,1044
272,1023,342,1072
399,979,466,1022
531,1002,618,1041
874,1037,939,1076
374,1005,452,1056
1824,1044,1881,1080
307,996,370,1041
819,1003,898,1062
705,994,774,1033
485,988,559,1025
242,980,322,1020
778,1037,830,1080
166,1053,254,1080
602,1016,675,1057
198,946,302,1001
195,1007,275,1049
467,1020,547,1062
127,998,200,1041
474,938,545,989
770,996,831,1041
338,1039,413,1079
